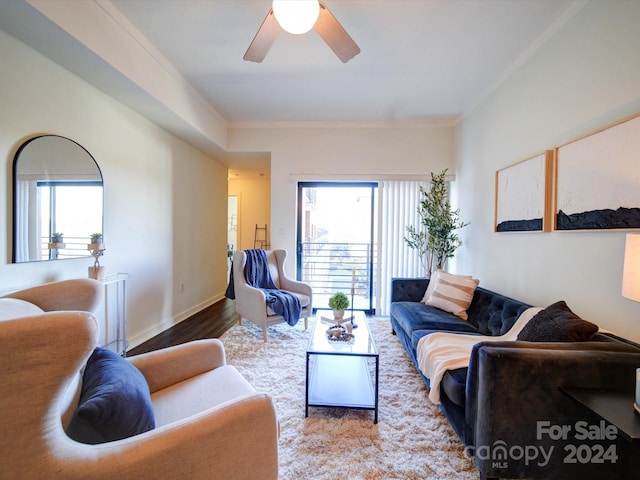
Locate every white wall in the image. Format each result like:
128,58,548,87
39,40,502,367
455,1,640,342
228,176,271,252
0,30,229,347
228,124,455,275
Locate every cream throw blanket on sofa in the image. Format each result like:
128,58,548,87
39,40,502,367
417,307,542,404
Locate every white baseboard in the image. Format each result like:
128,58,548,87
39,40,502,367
127,293,226,350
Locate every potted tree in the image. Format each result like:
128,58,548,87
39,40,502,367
404,169,469,276
328,291,350,320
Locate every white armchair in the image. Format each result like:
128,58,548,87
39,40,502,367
233,249,312,342
0,278,279,479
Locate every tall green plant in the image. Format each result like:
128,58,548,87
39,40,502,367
404,169,469,276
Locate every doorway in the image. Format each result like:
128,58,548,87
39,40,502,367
227,195,238,275
297,182,378,313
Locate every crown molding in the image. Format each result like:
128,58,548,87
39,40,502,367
228,118,458,129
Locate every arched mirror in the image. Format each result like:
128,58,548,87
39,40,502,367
12,135,103,263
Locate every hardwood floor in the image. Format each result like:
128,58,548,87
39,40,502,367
127,297,238,356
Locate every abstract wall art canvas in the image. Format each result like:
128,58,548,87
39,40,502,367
495,151,554,232
555,114,640,230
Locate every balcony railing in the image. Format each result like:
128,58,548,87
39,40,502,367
300,241,376,312
40,236,94,260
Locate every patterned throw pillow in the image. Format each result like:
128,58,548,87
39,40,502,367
421,269,473,304
425,270,479,320
421,269,441,304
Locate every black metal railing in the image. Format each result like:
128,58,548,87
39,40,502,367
300,241,377,312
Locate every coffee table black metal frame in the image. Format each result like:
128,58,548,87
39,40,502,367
305,310,379,423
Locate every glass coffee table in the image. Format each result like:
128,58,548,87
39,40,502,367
305,310,379,423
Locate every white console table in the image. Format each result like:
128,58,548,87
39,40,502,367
99,273,130,356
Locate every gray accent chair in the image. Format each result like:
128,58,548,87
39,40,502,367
233,249,312,342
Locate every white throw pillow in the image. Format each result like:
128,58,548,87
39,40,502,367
425,270,479,320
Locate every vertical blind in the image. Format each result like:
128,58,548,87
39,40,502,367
377,180,428,315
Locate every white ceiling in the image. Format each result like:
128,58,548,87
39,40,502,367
109,0,577,124
0,0,582,175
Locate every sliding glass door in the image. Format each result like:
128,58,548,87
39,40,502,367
297,182,378,313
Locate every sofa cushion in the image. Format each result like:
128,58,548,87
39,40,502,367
440,367,468,407
267,290,310,316
392,302,482,341
516,301,598,342
152,364,256,426
0,298,44,321
425,270,479,320
411,327,482,351
67,347,155,444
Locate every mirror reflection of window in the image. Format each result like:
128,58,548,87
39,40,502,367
13,135,103,263
35,183,103,260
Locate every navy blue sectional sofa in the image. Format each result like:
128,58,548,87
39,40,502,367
390,277,640,480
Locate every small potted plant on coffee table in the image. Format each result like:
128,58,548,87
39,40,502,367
328,291,349,320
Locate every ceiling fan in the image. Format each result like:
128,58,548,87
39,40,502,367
243,0,360,63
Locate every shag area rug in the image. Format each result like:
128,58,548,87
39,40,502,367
220,317,478,479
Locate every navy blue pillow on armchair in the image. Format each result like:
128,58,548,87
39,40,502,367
67,347,155,444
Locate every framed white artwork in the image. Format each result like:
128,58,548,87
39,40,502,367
555,114,640,230
495,151,554,232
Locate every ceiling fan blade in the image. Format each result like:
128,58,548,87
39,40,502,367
243,9,282,63
314,1,360,63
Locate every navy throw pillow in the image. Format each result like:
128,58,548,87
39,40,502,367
516,300,598,342
67,347,155,444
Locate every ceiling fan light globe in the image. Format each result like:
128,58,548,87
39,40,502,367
272,0,320,34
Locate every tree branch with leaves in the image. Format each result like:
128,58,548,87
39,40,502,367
404,169,469,276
